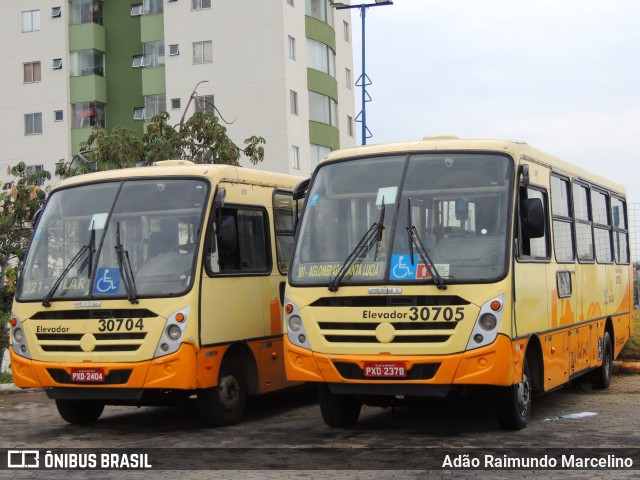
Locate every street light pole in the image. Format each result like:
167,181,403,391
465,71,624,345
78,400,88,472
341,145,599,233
332,1,393,145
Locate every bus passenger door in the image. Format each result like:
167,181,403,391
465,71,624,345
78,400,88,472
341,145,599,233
200,198,270,368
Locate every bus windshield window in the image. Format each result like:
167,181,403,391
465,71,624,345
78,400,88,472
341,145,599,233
17,178,209,301
290,153,513,285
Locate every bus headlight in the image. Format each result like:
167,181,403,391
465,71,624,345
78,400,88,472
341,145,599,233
479,313,497,331
466,294,505,351
154,307,190,358
13,328,24,343
167,324,182,340
284,300,311,350
10,314,31,359
288,315,302,332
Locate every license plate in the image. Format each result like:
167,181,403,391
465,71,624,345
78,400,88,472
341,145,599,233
70,368,105,383
363,362,407,378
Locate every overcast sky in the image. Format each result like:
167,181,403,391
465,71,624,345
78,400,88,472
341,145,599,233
348,0,640,206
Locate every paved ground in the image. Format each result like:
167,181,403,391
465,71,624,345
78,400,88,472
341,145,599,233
1,370,639,479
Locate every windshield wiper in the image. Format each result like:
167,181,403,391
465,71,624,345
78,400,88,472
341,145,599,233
328,201,385,292
115,222,139,304
406,199,447,290
42,241,92,307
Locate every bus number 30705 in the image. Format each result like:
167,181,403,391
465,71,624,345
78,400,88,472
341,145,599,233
408,307,464,322
98,318,144,332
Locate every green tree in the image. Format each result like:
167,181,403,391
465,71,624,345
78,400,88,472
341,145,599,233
56,112,265,178
0,163,50,370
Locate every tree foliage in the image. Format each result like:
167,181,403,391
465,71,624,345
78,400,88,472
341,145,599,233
56,112,265,178
0,164,51,362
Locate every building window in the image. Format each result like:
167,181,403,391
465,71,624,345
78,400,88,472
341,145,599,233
52,58,63,70
131,4,143,16
133,107,145,120
132,55,145,68
143,40,165,68
292,146,300,170
306,0,333,27
193,41,213,64
171,98,181,110
54,110,64,122
310,144,331,168
344,20,350,42
307,38,335,77
346,68,352,89
144,94,167,120
70,49,105,76
196,95,215,113
72,102,106,128
347,115,354,137
25,113,43,135
143,0,163,15
26,165,45,186
309,91,337,127
51,7,62,18
169,44,180,56
70,0,103,25
22,10,41,32
24,62,41,83
192,0,212,9
290,90,298,115
288,36,296,60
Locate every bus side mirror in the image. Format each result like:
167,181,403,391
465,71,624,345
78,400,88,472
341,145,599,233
293,179,309,201
218,215,236,253
524,198,545,238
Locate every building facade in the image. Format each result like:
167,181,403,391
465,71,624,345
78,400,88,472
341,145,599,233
0,0,356,180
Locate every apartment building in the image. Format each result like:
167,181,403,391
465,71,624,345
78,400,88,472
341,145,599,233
0,0,356,180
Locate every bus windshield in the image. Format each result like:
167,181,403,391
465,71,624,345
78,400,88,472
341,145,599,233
17,178,209,302
290,153,514,286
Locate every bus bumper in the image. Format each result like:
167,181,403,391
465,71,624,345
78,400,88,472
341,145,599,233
9,344,198,391
284,334,518,388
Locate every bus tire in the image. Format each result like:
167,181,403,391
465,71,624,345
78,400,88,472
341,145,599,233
318,384,361,428
496,358,531,430
198,358,247,427
591,331,613,390
55,399,104,424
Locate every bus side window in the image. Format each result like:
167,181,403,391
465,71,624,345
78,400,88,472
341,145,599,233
209,206,270,275
518,187,549,260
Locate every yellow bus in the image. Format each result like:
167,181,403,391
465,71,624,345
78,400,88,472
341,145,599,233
9,160,302,426
284,137,632,430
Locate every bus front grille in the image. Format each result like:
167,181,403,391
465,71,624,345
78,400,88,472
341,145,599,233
318,321,457,344
34,331,148,353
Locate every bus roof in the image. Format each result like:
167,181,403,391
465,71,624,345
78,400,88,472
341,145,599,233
53,161,303,191
321,137,626,197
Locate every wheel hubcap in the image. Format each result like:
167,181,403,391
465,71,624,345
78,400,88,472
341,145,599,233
516,373,531,418
218,374,240,412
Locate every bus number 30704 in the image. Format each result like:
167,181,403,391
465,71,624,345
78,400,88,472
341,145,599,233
98,318,144,332
408,307,464,322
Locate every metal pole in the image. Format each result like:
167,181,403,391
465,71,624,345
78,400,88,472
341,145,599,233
360,5,367,145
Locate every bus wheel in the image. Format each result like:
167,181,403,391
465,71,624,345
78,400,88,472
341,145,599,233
198,359,247,427
496,359,531,430
318,384,361,428
55,399,104,424
591,331,613,389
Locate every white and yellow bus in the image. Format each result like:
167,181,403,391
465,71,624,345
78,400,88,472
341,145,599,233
284,137,632,430
9,161,302,425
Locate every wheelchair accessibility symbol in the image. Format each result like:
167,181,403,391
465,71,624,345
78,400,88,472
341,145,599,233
93,268,121,294
390,254,419,280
